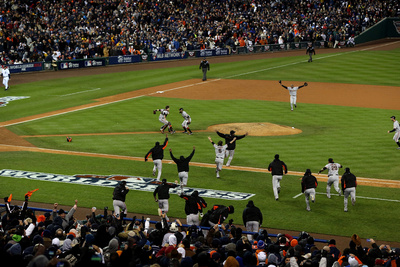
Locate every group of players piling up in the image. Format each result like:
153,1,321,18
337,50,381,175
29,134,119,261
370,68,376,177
153,106,193,135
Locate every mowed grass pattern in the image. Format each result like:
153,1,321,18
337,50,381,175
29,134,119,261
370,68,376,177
1,44,400,241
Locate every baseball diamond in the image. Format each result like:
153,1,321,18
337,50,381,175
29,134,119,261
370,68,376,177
1,41,400,249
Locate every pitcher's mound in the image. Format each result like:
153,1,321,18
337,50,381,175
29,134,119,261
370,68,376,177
207,122,302,136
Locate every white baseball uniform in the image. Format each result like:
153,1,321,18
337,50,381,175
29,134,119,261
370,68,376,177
181,110,191,128
392,120,400,142
287,86,299,110
1,67,10,90
324,162,342,198
213,143,228,178
159,109,169,130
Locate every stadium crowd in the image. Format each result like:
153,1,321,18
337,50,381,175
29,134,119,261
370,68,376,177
0,0,399,64
1,194,399,267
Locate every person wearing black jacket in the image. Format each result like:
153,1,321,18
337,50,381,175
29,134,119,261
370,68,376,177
301,169,318,211
145,134,168,181
112,181,129,221
341,167,357,212
199,58,210,81
207,204,234,227
180,190,207,226
153,179,179,222
268,154,288,201
169,146,195,194
216,130,248,167
242,200,263,241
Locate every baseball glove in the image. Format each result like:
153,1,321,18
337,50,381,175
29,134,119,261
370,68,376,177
67,137,72,142
279,80,281,84
153,110,157,114
304,82,308,86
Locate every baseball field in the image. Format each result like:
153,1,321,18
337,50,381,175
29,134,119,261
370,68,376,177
1,40,400,245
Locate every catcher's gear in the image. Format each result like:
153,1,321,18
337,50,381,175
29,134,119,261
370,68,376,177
304,82,308,86
153,110,157,114
279,80,281,84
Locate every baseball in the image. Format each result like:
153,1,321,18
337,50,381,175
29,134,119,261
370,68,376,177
292,127,295,129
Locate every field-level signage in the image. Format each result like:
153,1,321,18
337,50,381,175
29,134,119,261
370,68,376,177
0,170,254,200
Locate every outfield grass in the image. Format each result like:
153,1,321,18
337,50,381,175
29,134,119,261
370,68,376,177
1,46,400,242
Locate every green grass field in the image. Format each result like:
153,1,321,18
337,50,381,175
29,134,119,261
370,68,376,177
1,44,400,242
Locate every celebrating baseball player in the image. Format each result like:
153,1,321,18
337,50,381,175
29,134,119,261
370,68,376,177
179,108,193,135
169,146,195,194
318,158,342,198
1,65,10,91
216,130,248,167
268,154,288,201
145,134,168,181
301,169,318,211
279,80,308,111
208,136,236,178
154,105,175,134
387,116,400,149
153,178,179,222
341,167,357,212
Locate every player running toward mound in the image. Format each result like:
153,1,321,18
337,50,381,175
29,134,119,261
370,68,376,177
341,167,357,212
208,136,236,178
279,80,308,111
216,130,248,167
179,108,193,135
145,134,168,181
318,158,342,198
301,169,318,211
387,116,400,149
169,146,195,194
154,106,175,134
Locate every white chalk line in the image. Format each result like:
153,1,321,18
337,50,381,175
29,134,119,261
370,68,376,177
293,192,400,202
58,88,101,97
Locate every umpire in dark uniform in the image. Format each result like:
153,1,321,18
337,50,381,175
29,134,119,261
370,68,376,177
242,200,263,241
199,58,210,81
341,167,357,212
306,43,316,62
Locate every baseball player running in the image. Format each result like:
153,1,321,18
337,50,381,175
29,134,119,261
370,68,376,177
216,130,248,167
318,158,342,198
279,80,308,111
341,167,357,212
208,136,236,178
169,146,195,194
145,134,168,181
179,108,193,135
153,178,179,222
387,116,400,149
154,105,175,134
268,154,288,201
301,169,318,211
1,65,10,91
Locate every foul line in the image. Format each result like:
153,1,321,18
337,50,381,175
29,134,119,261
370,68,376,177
293,192,400,202
58,88,101,97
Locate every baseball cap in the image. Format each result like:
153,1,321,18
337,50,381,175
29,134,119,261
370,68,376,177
391,116,396,119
